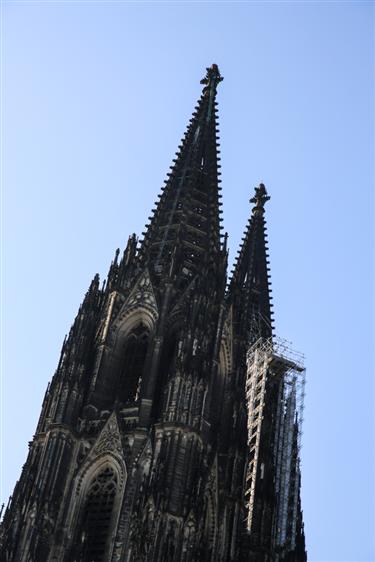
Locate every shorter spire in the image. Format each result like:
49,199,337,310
228,184,273,341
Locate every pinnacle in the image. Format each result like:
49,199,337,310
250,183,270,213
200,63,224,91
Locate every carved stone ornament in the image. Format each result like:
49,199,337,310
109,269,159,343
124,269,158,311
91,412,123,457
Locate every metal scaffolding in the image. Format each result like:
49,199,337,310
244,336,306,551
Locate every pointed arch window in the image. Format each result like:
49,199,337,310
80,466,118,562
119,323,149,403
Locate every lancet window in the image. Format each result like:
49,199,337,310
119,323,149,403
80,466,118,562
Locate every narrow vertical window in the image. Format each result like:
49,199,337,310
81,467,118,562
119,324,149,403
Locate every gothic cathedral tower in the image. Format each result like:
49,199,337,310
1,65,307,562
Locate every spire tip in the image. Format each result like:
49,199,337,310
200,64,223,91
250,183,270,213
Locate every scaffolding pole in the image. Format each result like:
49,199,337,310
244,336,306,553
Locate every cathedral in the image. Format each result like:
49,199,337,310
0,64,307,562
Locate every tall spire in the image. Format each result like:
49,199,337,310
139,64,224,287
229,183,273,341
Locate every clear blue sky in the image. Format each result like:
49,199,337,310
1,1,374,560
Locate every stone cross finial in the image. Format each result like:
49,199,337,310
250,183,270,213
200,64,223,90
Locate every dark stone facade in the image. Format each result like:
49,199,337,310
0,65,307,562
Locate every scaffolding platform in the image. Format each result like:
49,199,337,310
244,336,306,551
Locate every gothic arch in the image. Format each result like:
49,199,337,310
118,323,149,403
109,269,159,343
93,307,157,408
67,453,127,562
111,306,157,347
76,452,126,496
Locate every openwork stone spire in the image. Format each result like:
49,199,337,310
139,64,224,288
229,183,273,341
